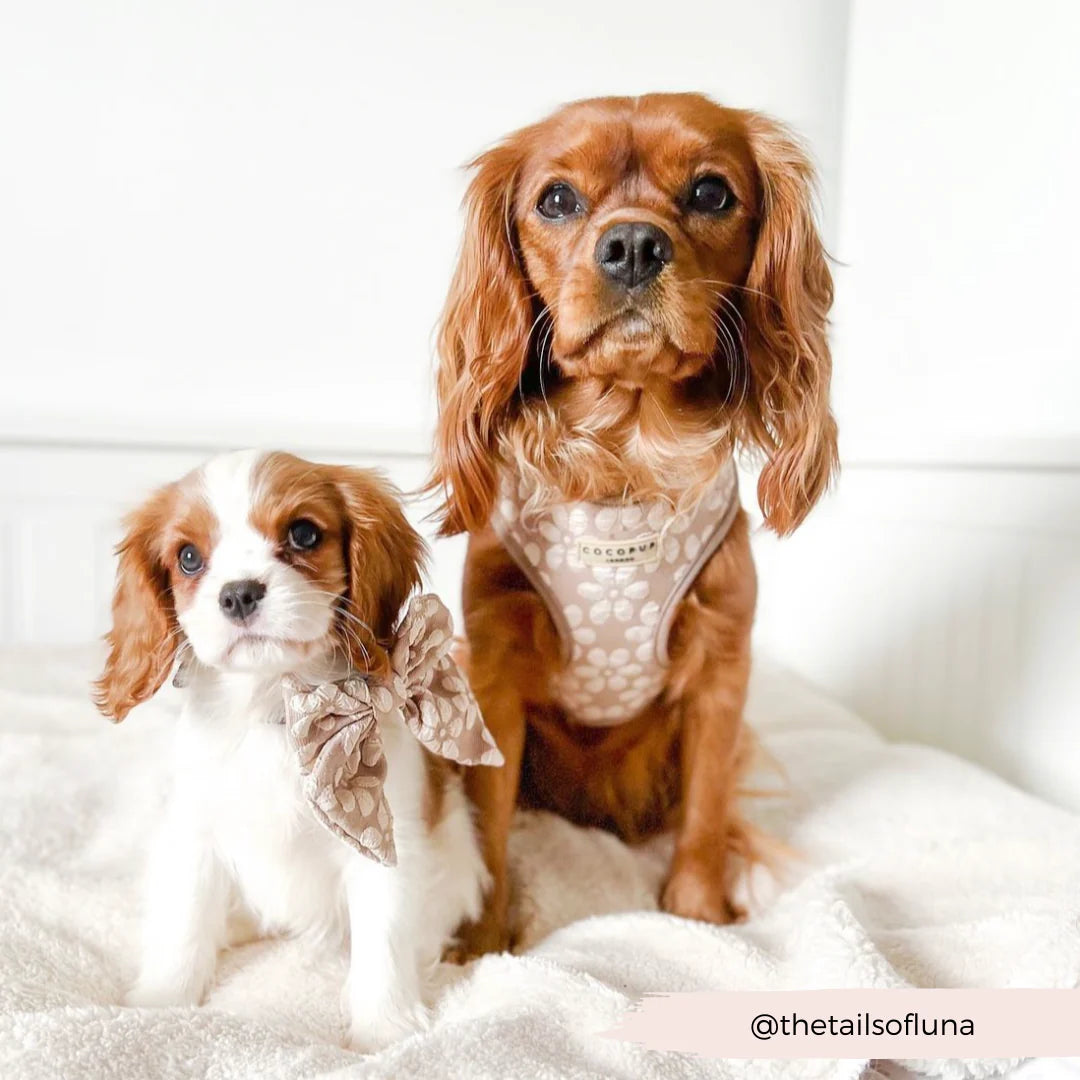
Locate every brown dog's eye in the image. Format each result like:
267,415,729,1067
537,182,584,220
178,544,204,576
287,519,321,551
687,175,734,214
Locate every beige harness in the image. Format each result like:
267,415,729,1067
491,461,740,726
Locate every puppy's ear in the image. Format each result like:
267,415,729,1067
93,487,179,722
430,137,534,536
332,468,427,676
741,114,838,535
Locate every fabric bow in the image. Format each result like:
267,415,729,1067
280,594,503,866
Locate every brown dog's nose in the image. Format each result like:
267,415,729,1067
595,222,673,289
219,579,266,622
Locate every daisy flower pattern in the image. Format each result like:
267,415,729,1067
491,461,740,727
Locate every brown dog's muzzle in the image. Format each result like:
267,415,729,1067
594,221,674,291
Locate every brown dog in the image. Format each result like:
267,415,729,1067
430,93,837,955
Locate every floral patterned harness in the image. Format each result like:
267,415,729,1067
491,461,740,726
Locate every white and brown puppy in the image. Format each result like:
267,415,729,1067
94,449,491,1051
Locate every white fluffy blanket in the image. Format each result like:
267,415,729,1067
2,647,1079,1080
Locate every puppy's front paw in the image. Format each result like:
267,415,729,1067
124,975,204,1009
346,1002,430,1054
661,863,745,925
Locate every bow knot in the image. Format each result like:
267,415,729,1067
281,594,502,866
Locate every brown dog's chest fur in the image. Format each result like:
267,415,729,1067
518,701,683,840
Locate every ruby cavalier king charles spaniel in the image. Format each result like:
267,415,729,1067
430,92,838,956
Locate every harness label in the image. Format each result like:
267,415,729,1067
577,534,660,567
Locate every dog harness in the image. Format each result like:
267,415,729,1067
491,460,740,726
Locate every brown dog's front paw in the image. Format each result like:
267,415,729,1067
443,911,513,964
661,863,745,925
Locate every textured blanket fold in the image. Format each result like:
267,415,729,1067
1,646,1079,1080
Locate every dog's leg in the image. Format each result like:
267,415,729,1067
344,858,429,1053
660,512,758,924
453,679,527,958
449,532,559,959
125,801,228,1007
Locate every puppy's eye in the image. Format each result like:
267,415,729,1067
687,175,735,214
287,519,321,551
178,544,204,576
537,182,584,220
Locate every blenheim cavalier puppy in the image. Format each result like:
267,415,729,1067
430,93,837,955
95,451,501,1049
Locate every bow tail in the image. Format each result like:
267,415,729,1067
299,723,398,867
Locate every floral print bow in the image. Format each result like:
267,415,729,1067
280,594,503,866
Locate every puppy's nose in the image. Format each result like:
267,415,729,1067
218,579,266,622
595,222,673,289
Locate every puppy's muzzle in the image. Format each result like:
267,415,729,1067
219,579,266,623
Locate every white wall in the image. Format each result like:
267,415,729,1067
0,0,850,450
752,0,1080,808
832,0,1080,461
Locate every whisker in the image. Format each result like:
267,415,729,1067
520,306,554,404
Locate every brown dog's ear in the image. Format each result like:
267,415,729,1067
332,468,427,676
741,114,839,536
430,138,535,536
93,487,179,722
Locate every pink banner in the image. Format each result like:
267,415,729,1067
603,989,1080,1058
